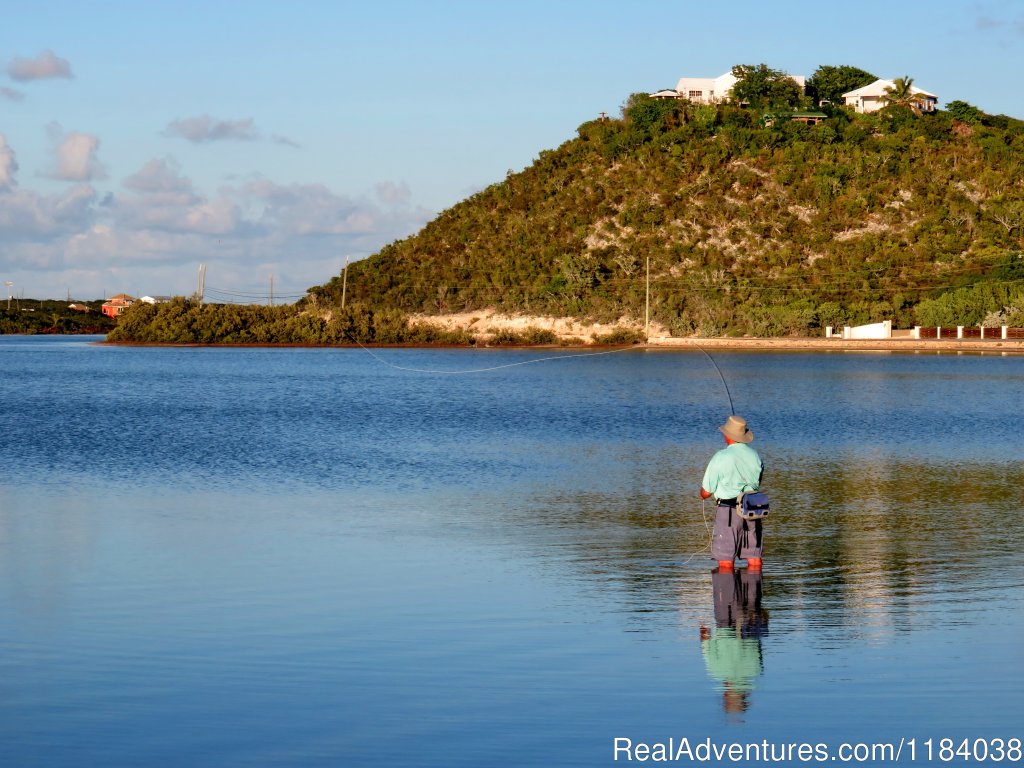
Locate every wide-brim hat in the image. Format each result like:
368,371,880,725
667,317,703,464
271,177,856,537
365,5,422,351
719,414,753,443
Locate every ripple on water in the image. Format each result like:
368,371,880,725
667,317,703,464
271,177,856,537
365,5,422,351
1,339,1023,766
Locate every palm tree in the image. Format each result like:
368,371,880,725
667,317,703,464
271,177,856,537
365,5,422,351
883,76,925,114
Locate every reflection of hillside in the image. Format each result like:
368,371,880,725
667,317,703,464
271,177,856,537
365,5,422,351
515,455,1022,636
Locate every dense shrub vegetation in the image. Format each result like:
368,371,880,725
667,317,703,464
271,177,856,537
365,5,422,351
106,299,594,346
108,299,458,345
0,301,115,334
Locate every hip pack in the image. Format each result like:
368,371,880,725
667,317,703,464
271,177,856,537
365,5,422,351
737,491,770,520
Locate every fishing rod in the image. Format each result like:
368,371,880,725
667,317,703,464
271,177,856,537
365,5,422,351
345,331,738,568
693,345,735,416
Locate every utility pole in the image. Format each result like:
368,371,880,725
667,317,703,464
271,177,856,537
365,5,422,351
269,275,274,306
196,264,206,305
341,258,349,309
645,256,650,341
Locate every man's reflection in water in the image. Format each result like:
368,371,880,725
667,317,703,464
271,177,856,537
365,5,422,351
700,567,768,716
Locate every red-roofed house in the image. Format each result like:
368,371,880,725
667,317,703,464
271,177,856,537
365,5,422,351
101,294,136,317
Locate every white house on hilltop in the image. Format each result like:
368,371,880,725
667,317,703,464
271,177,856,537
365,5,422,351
651,71,806,104
841,79,938,114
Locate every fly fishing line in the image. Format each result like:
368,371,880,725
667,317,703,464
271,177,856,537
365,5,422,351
349,339,639,374
350,335,735,567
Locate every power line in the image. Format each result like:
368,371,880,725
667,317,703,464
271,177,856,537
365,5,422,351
193,256,1022,308
204,286,307,302
337,256,1015,290
330,276,1024,299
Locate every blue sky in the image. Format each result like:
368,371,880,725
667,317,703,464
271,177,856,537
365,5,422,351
2,0,1023,301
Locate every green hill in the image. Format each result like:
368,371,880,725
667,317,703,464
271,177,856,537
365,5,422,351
308,93,1024,336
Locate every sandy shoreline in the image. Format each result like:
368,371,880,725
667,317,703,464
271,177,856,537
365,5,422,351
412,310,1024,354
645,336,1024,353
95,309,1024,353
99,337,1024,354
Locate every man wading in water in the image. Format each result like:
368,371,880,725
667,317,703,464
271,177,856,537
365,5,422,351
699,415,765,571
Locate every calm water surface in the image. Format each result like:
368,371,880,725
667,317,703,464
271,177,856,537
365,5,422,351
1,336,1022,766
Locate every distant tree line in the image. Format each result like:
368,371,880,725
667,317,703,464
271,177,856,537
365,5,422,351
0,300,115,334
105,298,645,346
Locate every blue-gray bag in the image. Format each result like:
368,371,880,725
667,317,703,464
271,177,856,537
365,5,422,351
737,491,770,520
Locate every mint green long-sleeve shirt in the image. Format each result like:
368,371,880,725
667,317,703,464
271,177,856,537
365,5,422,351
701,628,763,691
701,442,763,500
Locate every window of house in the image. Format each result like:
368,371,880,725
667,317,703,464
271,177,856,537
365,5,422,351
688,90,702,98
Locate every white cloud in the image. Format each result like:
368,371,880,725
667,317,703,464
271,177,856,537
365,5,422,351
240,180,365,235
117,196,240,236
975,7,1024,35
0,184,97,244
113,165,431,249
0,135,18,188
123,157,197,197
7,49,73,81
45,126,106,181
165,115,258,143
0,153,432,297
116,158,239,235
0,86,25,101
375,181,412,205
271,134,301,148
65,225,216,267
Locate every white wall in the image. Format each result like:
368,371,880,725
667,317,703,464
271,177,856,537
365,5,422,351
675,71,805,104
843,80,939,114
843,321,892,339
674,77,718,102
856,95,885,113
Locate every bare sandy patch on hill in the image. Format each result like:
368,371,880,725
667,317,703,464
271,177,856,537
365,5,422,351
410,309,667,343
